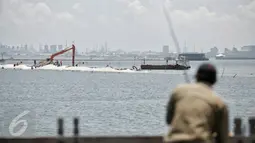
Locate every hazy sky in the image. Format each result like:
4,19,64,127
0,0,254,52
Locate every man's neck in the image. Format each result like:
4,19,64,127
197,81,213,88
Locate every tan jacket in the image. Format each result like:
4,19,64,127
164,82,229,143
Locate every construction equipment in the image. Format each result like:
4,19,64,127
35,44,76,68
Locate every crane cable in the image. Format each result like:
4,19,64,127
162,0,190,83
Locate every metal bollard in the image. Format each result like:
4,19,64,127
58,118,64,136
249,117,255,136
73,117,79,136
73,117,79,143
234,118,242,135
58,118,64,143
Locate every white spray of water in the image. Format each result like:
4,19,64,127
0,64,149,74
0,64,253,77
162,0,190,83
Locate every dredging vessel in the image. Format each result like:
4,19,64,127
140,57,191,70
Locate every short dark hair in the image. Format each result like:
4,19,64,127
196,63,217,85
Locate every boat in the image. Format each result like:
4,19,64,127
215,53,225,59
140,57,191,70
178,53,209,61
215,45,255,60
140,64,190,70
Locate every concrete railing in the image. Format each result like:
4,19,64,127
0,117,255,143
1,136,255,143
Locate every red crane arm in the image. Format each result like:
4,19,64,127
50,45,74,60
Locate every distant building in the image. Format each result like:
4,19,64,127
232,47,238,52
29,44,36,52
224,48,230,53
206,46,219,58
39,44,44,52
24,44,28,51
241,45,255,51
58,45,63,51
50,45,57,53
44,45,49,53
100,46,105,53
179,53,209,61
216,45,255,59
162,45,169,57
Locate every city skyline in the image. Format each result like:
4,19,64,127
1,41,246,54
0,40,253,54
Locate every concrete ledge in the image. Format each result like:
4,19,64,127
0,136,255,143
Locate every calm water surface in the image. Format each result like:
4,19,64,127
0,60,255,136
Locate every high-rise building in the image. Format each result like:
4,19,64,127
24,44,28,51
39,44,43,52
44,45,49,53
50,45,57,53
58,45,63,51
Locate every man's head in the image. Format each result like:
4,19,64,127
195,63,217,86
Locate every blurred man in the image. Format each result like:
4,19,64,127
165,63,229,143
